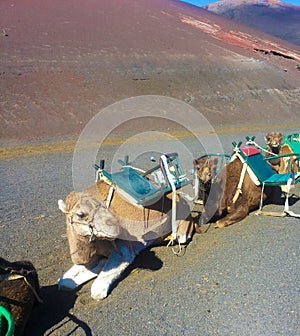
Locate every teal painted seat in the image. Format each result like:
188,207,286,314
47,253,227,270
283,133,300,154
100,167,164,205
94,153,190,243
96,153,190,206
238,146,297,186
235,145,300,217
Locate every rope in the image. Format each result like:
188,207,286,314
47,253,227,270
106,185,115,209
257,182,265,214
160,155,177,241
5,274,43,304
167,238,185,256
246,139,278,157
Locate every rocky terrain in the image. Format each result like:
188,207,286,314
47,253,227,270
204,0,300,46
0,1,300,334
0,0,299,146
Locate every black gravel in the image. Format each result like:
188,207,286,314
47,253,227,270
0,128,299,336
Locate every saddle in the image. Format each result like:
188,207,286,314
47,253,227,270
94,153,190,241
232,142,300,217
94,153,189,207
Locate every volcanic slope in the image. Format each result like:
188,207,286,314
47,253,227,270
204,0,300,46
1,0,300,142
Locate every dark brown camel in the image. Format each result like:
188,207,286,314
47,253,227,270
0,257,41,336
195,155,281,228
193,156,219,204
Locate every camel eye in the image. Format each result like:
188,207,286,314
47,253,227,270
76,211,85,218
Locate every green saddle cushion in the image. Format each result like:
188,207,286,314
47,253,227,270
0,306,15,336
103,168,164,205
283,134,300,154
263,173,293,185
239,146,296,186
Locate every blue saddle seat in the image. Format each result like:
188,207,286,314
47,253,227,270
108,167,164,205
239,145,298,186
98,154,190,206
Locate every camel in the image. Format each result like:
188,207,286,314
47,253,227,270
58,180,196,300
0,257,41,336
263,131,299,173
193,156,219,204
278,133,299,174
264,131,284,172
194,150,281,228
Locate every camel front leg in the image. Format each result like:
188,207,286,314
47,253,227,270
91,240,148,300
214,205,249,228
177,219,194,244
58,256,107,290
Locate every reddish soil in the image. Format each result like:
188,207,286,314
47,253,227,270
1,0,299,144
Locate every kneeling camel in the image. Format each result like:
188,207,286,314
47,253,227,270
58,180,195,300
194,148,281,228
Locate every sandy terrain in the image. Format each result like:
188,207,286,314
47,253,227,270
1,0,299,145
0,1,299,334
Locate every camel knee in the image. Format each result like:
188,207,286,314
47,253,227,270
58,258,106,290
214,207,248,228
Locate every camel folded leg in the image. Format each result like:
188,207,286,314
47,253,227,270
91,240,149,300
58,256,107,290
214,206,248,228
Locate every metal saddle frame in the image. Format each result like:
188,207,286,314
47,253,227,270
94,152,190,241
232,139,300,217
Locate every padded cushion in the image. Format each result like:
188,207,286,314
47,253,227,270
238,146,295,186
240,145,260,157
102,168,164,205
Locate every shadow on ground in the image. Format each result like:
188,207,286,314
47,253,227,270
23,249,165,335
23,284,92,336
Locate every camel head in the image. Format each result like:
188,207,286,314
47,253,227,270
193,157,218,184
265,131,283,155
58,193,121,240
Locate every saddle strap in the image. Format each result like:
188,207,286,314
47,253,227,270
106,185,115,209
3,274,43,304
232,162,248,204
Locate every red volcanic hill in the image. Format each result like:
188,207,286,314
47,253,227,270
0,0,300,142
204,0,300,46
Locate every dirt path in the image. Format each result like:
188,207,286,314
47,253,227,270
1,125,299,335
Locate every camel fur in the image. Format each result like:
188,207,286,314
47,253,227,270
264,131,283,172
193,156,218,204
0,257,40,336
264,132,298,193
279,140,299,174
195,157,281,228
58,181,195,300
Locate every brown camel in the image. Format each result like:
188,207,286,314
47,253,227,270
58,180,196,300
195,153,281,228
264,131,284,172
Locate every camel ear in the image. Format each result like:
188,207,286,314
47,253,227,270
58,199,68,213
